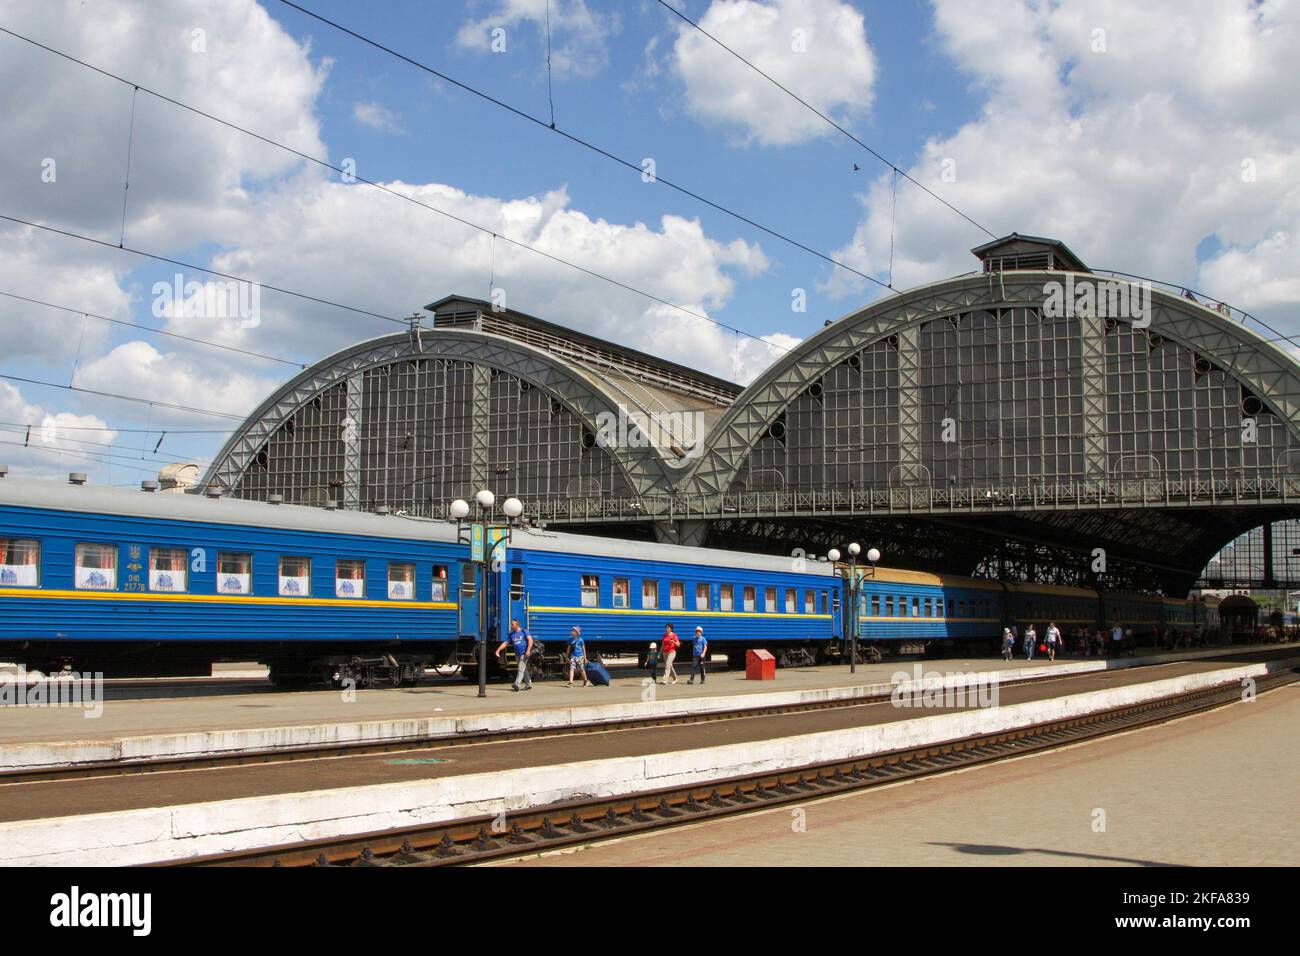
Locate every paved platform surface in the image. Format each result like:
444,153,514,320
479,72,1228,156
0,644,1287,746
502,683,1300,867
0,652,1294,826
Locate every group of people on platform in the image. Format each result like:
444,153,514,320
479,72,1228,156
494,619,709,692
1001,622,1141,661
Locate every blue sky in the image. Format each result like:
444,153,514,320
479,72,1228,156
1,0,1297,486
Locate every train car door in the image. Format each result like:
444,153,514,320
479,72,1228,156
508,563,528,634
457,561,481,639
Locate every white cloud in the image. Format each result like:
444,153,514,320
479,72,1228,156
0,0,780,496
0,381,120,478
456,0,615,77
828,0,1300,333
352,101,404,133
669,0,877,146
74,341,277,424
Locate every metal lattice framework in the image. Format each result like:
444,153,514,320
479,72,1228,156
203,268,1300,594
205,328,678,510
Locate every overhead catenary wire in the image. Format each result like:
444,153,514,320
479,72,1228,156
0,372,248,421
0,24,792,354
652,0,999,242
273,1,893,292
0,289,306,368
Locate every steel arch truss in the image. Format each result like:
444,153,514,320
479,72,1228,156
684,271,1300,497
203,329,676,505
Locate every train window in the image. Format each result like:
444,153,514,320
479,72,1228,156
885,595,894,616
670,581,684,610
75,542,117,590
696,583,711,611
0,538,40,587
832,592,840,615
871,595,880,616
720,584,734,612
821,590,829,614
765,586,776,612
581,575,599,608
217,553,252,594
510,568,524,601
743,586,756,611
785,588,796,613
912,597,920,617
388,562,415,600
804,589,815,614
431,565,449,601
149,547,188,593
642,579,658,609
279,556,310,596
613,578,630,608
336,559,366,598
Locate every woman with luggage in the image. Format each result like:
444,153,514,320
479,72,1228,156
565,625,590,687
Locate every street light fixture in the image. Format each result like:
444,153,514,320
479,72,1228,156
449,488,525,698
829,542,881,673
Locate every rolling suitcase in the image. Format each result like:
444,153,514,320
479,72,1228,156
584,659,611,686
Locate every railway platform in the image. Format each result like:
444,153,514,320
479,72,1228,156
0,648,1296,865
0,643,1292,770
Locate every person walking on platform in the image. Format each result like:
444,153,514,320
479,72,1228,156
1024,624,1037,661
495,619,533,691
645,642,660,682
659,624,680,684
688,626,708,684
1110,622,1125,657
1045,622,1061,662
565,625,589,688
1002,627,1015,661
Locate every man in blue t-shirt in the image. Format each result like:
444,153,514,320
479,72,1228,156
687,626,709,685
566,625,589,687
495,619,534,691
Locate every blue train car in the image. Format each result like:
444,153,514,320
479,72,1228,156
0,476,464,685
3,473,1221,683
492,529,842,670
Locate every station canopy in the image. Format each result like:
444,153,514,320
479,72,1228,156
204,237,1300,596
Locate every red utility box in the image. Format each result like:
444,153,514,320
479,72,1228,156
745,649,776,680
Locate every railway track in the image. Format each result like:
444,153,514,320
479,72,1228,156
0,662,1117,785
176,665,1298,868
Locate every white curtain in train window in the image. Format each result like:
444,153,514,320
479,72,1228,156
217,553,252,594
0,538,39,586
430,565,448,601
336,559,365,598
279,556,310,596
149,547,188,592
388,562,414,600
75,542,117,590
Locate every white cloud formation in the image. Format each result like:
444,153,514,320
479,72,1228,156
0,381,120,478
828,0,1300,336
352,101,404,133
456,0,615,77
670,0,877,146
0,0,782,486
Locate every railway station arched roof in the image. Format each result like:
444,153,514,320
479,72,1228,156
203,238,1300,594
